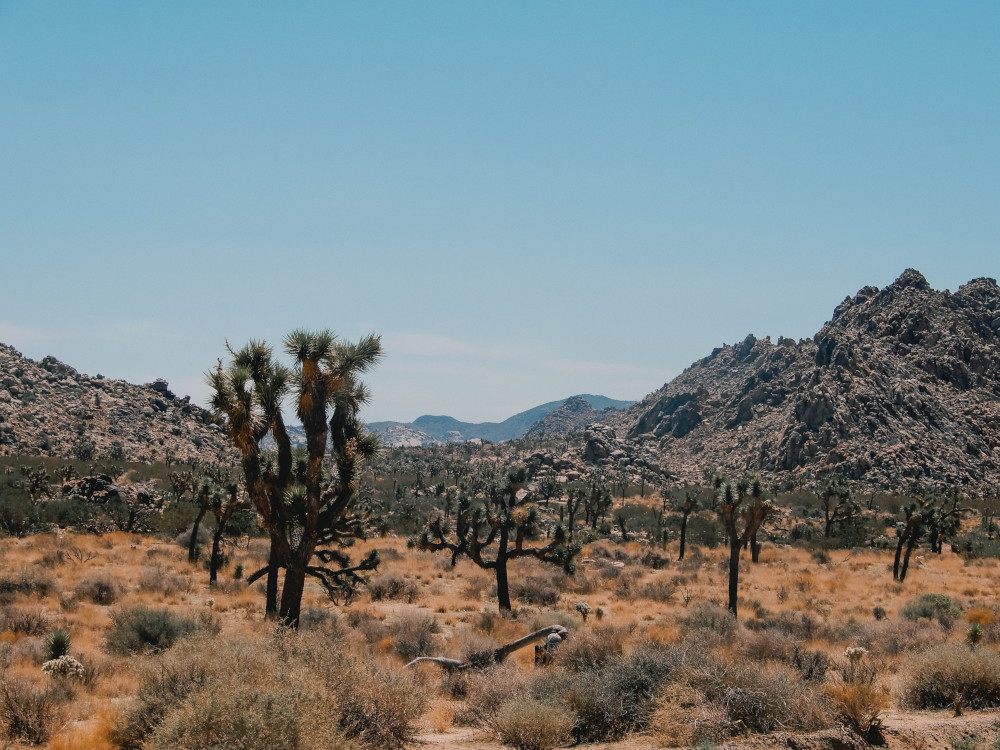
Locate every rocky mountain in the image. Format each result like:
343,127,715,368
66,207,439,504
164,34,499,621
369,394,634,447
588,270,1000,491
0,343,230,463
524,396,618,439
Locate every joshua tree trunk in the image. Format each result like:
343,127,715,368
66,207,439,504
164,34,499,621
728,539,741,618
188,507,206,563
209,521,226,586
750,532,761,563
679,511,689,560
899,532,920,583
265,539,280,620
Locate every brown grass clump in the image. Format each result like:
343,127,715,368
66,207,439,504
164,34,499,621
827,683,888,738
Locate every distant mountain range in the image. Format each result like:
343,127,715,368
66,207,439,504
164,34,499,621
368,394,634,447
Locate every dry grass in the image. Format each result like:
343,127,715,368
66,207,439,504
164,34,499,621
2,530,1000,748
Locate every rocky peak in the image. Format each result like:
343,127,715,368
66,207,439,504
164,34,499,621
594,270,1000,492
0,342,230,463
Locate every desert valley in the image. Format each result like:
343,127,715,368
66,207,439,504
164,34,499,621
1,271,1000,749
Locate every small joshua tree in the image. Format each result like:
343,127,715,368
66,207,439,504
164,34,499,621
718,476,773,618
419,468,580,612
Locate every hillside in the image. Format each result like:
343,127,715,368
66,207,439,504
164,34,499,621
592,270,1000,491
0,343,230,463
369,394,633,446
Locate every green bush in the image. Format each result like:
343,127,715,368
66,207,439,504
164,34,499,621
104,607,200,655
900,593,961,631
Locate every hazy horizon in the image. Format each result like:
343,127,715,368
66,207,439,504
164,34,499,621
2,3,997,423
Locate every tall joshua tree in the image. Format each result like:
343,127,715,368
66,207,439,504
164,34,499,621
207,330,383,627
419,468,580,612
718,476,773,618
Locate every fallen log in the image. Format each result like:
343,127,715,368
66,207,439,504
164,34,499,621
405,624,568,671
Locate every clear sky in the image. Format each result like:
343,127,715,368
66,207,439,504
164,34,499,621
1,2,998,423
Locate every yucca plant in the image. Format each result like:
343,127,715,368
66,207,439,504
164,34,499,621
45,628,71,660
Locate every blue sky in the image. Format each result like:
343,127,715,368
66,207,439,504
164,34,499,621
1,2,997,422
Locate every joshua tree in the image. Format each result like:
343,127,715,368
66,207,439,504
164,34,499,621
817,475,860,539
676,489,697,561
718,476,773,618
418,468,580,612
207,330,383,627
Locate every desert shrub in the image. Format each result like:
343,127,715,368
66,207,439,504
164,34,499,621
74,575,120,605
827,683,888,739
749,610,821,640
0,674,58,745
512,576,560,606
12,637,47,666
461,575,491,599
335,663,426,749
900,643,1000,711
900,593,961,631
367,573,418,603
299,607,343,638
0,606,51,636
118,635,358,750
488,696,576,750
638,578,676,603
558,626,628,672
148,682,346,750
347,610,386,645
853,617,948,656
138,566,188,596
455,663,528,726
113,637,216,748
680,602,737,639
738,629,796,665
388,611,438,661
792,646,830,682
547,643,678,741
0,569,54,603
650,685,731,748
104,607,200,655
686,660,833,733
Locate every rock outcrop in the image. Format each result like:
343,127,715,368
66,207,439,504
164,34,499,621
0,343,231,462
596,270,1000,491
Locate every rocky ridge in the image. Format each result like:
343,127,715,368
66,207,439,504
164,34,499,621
524,396,617,439
587,270,1000,491
0,343,231,463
